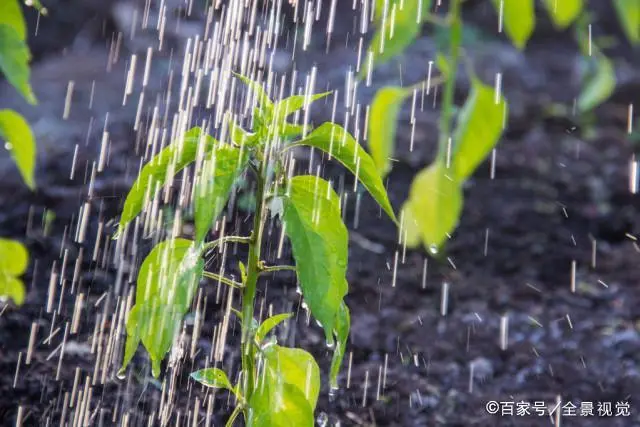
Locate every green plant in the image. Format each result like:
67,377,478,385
363,0,636,253
117,73,396,425
0,0,45,305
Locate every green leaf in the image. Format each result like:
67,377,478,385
282,176,348,343
120,238,204,377
0,109,36,190
272,92,331,127
0,238,28,306
193,143,248,243
436,52,451,78
264,345,320,409
614,0,640,44
452,78,508,181
235,73,274,115
191,368,233,391
361,0,422,79
117,127,214,237
402,161,463,251
542,0,583,29
288,122,396,223
492,0,535,50
248,383,314,427
0,24,36,104
255,312,293,343
0,0,26,40
578,54,616,112
329,301,350,389
228,114,259,147
368,86,411,178
247,345,319,427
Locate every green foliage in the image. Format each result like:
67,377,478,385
613,0,640,44
491,0,535,50
362,0,432,78
368,86,412,177
0,0,27,39
0,239,28,305
452,78,508,181
0,0,40,306
542,0,583,29
116,128,215,237
578,53,616,112
193,144,248,243
329,302,350,388
0,22,36,104
282,175,348,343
255,312,293,343
118,74,394,424
190,368,234,391
0,109,36,189
121,238,203,377
288,122,397,223
247,345,320,427
361,0,636,255
402,160,463,250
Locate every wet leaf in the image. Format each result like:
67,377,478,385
542,0,583,29
578,54,616,112
0,24,36,104
491,0,535,50
289,123,396,223
272,91,331,127
255,312,293,343
283,176,348,343
235,73,274,116
0,109,36,189
117,127,214,237
361,0,423,79
613,0,640,44
368,86,411,178
121,238,204,377
191,368,233,391
452,78,508,181
402,161,463,251
194,143,248,243
263,346,320,409
247,345,319,427
248,383,313,427
228,115,258,147
0,0,26,40
329,302,350,389
0,238,28,305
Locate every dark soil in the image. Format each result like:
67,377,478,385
1,1,640,426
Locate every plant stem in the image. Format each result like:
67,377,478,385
203,235,251,253
259,264,296,275
240,160,266,408
202,271,244,289
437,0,463,166
225,405,243,427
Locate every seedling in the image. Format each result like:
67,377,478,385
116,73,396,425
363,0,633,254
0,0,41,305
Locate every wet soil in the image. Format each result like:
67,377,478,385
1,1,640,426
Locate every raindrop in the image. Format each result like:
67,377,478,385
328,387,338,402
428,244,438,255
316,412,329,427
116,368,127,380
4,142,12,150
325,337,335,349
